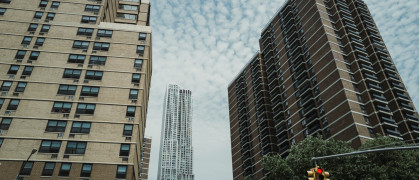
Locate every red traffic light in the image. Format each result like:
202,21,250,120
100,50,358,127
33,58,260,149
316,168,323,174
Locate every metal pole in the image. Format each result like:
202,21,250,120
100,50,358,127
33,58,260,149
16,149,37,180
312,146,419,161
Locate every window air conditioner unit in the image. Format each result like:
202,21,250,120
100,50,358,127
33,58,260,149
33,46,39,49
0,130,3,135
58,132,64,137
74,114,80,118
131,100,137,103
34,19,40,22
73,79,79,83
125,137,132,141
13,92,19,96
94,12,99,15
68,95,74,99
83,80,89,83
8,75,15,79
134,83,139,87
20,75,27,79
140,40,145,44
82,50,88,53
128,117,135,121
1,92,8,96
22,45,29,48
5,111,12,115
49,8,55,11
27,60,33,63
63,113,70,118
51,154,58,158
78,64,83,67
86,36,91,39
39,33,44,36
44,19,49,22
29,31,35,34
122,157,128,162
63,155,70,158
79,97,84,100
87,65,93,68
16,59,23,63
40,7,45,10
69,134,75,138
91,50,97,54
95,37,100,40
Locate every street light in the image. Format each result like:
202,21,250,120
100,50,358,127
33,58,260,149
16,148,37,180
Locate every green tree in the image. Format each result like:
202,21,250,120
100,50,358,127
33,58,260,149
262,135,419,180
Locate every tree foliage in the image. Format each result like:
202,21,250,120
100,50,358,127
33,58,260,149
262,135,419,180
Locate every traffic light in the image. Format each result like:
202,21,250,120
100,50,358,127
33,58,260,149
315,166,330,180
306,168,315,180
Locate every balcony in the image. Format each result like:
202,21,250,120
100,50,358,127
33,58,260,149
409,125,419,132
279,143,290,153
375,48,388,55
367,83,383,92
356,54,370,62
363,73,378,81
380,116,396,125
384,128,401,137
383,64,396,72
350,37,364,45
360,63,375,72
395,92,410,101
390,82,404,91
277,133,288,144
376,104,392,114
276,125,287,135
405,113,419,121
308,124,321,134
371,93,387,103
302,103,316,115
399,102,415,112
305,113,318,125
386,73,400,81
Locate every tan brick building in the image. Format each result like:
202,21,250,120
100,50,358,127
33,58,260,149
0,0,151,179
228,0,419,179
139,137,151,180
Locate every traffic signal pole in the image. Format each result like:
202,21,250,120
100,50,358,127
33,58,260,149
311,145,419,163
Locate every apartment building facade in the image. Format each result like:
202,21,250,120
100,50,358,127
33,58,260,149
228,0,419,179
139,137,151,180
0,0,151,179
158,84,194,180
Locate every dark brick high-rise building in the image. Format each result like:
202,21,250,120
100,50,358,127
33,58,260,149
228,0,419,179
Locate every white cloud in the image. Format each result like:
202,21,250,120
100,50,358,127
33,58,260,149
147,0,419,179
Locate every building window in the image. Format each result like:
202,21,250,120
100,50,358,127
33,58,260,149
0,8,6,15
15,50,27,59
126,106,135,117
360,105,366,113
116,165,127,178
97,29,113,37
85,4,100,12
0,98,4,109
132,74,141,83
116,13,137,20
77,28,94,36
93,42,110,51
40,24,50,32
34,11,43,19
89,56,106,65
15,82,27,92
363,116,370,125
59,163,71,176
51,1,60,8
68,54,86,63
80,164,92,177
119,144,130,156
123,124,133,136
0,118,12,130
23,66,34,76
72,41,89,49
29,51,40,60
129,89,138,99
81,16,97,23
1,81,12,91
39,0,48,7
76,103,95,114
7,99,19,110
85,70,103,80
65,141,87,154
42,162,55,176
22,36,32,45
134,59,143,69
70,122,91,133
81,86,99,97
138,33,146,40
136,45,144,54
119,4,138,11
0,138,3,147
368,128,376,138
63,69,81,79
52,102,72,113
28,23,38,31
46,120,67,132
8,65,19,74
19,162,34,176
46,13,55,20
57,84,77,95
39,140,61,153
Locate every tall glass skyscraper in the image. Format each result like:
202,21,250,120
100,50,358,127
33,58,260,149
158,84,194,180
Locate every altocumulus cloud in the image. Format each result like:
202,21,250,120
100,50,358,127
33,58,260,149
145,0,419,179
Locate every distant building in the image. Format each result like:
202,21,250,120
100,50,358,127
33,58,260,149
0,0,152,179
228,0,419,179
140,137,152,180
158,84,194,180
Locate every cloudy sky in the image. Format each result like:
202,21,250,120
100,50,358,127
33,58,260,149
145,0,419,179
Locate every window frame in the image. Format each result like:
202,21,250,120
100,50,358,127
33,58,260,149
129,89,138,99
123,124,133,136
15,82,27,92
8,65,19,75
1,81,12,91
22,36,32,45
29,51,40,60
81,15,97,23
85,4,100,12
80,86,100,97
57,84,77,95
134,59,143,69
70,121,91,133
15,50,27,59
116,165,127,178
39,0,48,7
119,144,130,156
51,101,72,113
132,74,141,83
34,11,43,19
22,66,34,76
68,54,86,63
40,24,51,32
76,103,96,114
80,164,93,177
39,140,61,153
72,40,90,49
93,42,110,51
138,33,146,40
0,8,6,15
45,120,67,132
77,27,94,36
126,106,135,117
7,99,20,110
59,163,71,176
63,69,82,79
28,23,38,32
51,1,60,8
65,141,87,154
88,56,106,65
19,161,34,176
97,29,113,37
0,117,12,130
136,45,145,54
42,162,56,176
85,70,103,80
46,12,55,20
